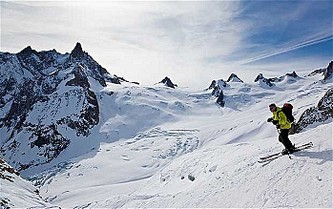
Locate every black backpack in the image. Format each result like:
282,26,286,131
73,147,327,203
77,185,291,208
282,103,295,123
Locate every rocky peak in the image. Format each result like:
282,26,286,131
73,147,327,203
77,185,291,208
160,77,177,88
307,68,326,77
254,73,264,81
323,61,333,80
254,73,274,87
206,79,228,107
206,79,228,92
17,46,37,57
70,42,85,59
286,71,299,78
227,73,243,82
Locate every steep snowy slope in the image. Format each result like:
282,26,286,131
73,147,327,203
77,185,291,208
121,124,332,208
25,70,332,208
0,158,57,208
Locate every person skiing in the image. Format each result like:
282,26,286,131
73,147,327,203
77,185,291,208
267,103,296,154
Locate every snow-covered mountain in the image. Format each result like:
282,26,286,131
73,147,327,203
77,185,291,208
158,76,178,88
0,45,332,208
0,43,131,173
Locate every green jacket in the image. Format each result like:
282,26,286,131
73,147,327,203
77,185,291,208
273,107,292,129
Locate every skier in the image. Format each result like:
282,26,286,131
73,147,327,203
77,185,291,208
267,103,296,154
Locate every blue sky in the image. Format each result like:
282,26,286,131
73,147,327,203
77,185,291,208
1,0,332,88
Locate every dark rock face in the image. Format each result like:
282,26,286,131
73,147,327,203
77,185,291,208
0,158,20,181
0,43,118,171
206,79,228,107
70,42,85,59
254,73,274,87
307,61,332,80
66,42,125,87
293,88,333,133
160,77,177,88
323,61,333,80
286,71,299,78
308,68,326,77
227,73,243,82
207,80,217,91
66,64,91,89
216,91,225,107
267,71,300,83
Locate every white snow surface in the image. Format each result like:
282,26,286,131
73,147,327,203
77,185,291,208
0,160,56,208
6,72,333,208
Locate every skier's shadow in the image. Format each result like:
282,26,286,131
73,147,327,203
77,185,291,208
292,149,333,165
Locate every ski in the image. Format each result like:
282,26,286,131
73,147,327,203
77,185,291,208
258,142,313,163
258,143,313,163
259,141,313,160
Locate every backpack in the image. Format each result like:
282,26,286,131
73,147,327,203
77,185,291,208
282,103,295,123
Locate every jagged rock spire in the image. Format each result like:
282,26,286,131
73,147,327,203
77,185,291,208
70,42,85,58
323,61,333,80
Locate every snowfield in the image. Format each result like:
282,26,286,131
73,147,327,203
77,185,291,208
3,71,333,208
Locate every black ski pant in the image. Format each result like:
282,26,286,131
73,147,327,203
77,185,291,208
278,129,294,150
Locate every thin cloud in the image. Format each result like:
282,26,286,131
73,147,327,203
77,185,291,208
238,34,333,65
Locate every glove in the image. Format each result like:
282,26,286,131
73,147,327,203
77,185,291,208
272,120,279,125
267,118,273,122
275,124,280,129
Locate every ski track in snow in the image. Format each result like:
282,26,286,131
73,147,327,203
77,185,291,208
6,73,333,208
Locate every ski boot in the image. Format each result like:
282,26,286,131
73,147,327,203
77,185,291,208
281,149,289,155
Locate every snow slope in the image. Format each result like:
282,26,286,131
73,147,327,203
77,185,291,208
23,71,332,208
0,158,57,208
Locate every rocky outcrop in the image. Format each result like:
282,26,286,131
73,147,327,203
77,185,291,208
227,73,243,82
0,158,20,181
307,61,332,81
206,79,228,107
206,80,217,91
323,61,333,81
268,71,300,83
293,88,333,133
159,77,177,88
307,68,326,77
254,73,274,87
285,71,299,78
